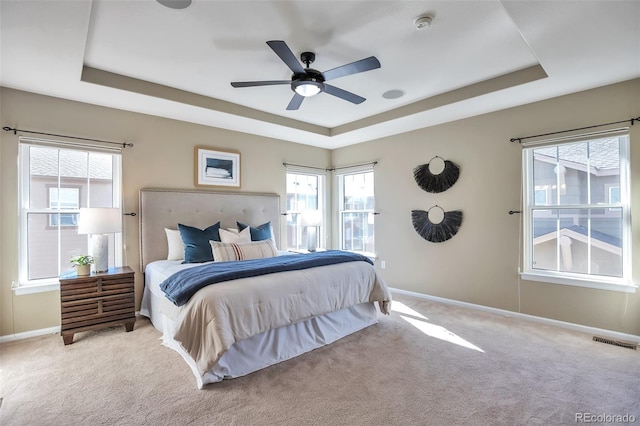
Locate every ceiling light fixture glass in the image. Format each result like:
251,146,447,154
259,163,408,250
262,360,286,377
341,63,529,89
292,79,324,97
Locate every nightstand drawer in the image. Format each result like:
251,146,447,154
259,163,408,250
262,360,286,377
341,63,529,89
61,293,135,329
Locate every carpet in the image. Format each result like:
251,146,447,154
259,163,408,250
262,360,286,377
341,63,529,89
1,293,638,425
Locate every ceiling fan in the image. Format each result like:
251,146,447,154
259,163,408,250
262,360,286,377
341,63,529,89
230,40,381,111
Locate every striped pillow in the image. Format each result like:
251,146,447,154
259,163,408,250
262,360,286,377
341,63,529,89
209,239,278,262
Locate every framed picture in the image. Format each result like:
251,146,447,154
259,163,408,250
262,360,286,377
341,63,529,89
194,146,241,188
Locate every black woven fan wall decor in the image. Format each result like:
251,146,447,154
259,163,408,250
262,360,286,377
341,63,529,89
413,156,460,193
411,206,463,243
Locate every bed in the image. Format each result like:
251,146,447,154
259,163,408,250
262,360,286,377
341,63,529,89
138,188,391,388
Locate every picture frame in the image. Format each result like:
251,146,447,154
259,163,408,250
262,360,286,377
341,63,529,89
194,146,241,188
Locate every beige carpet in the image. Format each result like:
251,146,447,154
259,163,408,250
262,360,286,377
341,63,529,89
1,293,638,426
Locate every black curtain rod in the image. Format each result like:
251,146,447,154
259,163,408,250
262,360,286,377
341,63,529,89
2,126,134,148
282,162,331,172
331,161,378,171
283,161,378,172
509,116,639,144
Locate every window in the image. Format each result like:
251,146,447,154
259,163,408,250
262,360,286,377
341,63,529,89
48,187,80,227
521,133,632,291
337,166,375,256
285,168,326,251
18,139,123,292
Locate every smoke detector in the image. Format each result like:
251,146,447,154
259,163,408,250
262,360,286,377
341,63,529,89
414,14,434,30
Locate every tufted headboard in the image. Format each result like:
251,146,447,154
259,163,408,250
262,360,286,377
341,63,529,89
139,188,281,271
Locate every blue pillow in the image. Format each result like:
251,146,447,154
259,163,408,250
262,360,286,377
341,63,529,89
178,222,221,263
237,221,272,241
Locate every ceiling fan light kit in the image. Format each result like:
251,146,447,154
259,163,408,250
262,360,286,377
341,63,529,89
292,79,324,97
230,40,381,110
292,53,325,97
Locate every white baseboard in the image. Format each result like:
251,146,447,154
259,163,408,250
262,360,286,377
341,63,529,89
389,287,640,344
0,311,143,343
0,326,60,343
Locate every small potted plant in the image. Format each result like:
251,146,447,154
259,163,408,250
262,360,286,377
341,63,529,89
70,255,95,276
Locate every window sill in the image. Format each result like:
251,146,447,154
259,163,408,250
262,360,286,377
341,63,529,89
13,280,60,295
520,272,636,294
288,248,327,254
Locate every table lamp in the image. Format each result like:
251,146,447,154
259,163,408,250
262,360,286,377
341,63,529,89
301,210,322,252
78,207,122,272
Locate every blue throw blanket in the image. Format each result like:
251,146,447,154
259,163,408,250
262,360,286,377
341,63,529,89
160,250,373,306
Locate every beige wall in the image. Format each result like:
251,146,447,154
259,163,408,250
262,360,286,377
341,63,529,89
1,79,639,338
332,78,640,335
0,87,330,336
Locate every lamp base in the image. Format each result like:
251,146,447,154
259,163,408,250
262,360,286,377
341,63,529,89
89,234,109,273
306,227,317,252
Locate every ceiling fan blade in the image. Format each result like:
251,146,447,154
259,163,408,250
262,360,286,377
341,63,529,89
231,80,290,88
267,40,306,75
286,93,304,110
323,84,366,104
322,56,381,81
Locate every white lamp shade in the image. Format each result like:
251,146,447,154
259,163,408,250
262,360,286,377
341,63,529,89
78,208,122,235
301,210,322,227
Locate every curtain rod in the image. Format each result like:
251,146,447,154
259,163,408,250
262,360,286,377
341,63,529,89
283,161,378,172
331,161,377,172
282,162,331,172
2,126,134,148
509,116,639,144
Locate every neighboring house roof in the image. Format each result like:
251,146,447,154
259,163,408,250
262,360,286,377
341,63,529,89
534,224,621,255
534,137,619,175
29,146,112,179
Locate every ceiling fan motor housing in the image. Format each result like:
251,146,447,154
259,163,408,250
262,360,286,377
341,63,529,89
300,51,316,66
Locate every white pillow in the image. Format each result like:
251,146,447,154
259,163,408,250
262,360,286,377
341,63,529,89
210,240,278,262
165,228,185,261
219,226,251,243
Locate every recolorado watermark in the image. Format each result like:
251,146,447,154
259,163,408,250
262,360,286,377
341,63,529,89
576,413,636,423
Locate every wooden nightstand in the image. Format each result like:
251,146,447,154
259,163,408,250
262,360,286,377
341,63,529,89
59,266,135,345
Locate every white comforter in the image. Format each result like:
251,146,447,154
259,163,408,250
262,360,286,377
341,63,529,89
150,259,391,377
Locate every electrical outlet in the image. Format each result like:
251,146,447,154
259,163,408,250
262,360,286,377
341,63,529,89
380,261,386,269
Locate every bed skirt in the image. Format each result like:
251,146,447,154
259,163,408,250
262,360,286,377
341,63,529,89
141,286,378,389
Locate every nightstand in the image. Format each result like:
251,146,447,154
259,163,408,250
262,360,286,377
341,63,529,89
59,266,135,345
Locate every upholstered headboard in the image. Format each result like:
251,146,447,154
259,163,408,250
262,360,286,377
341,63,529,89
139,188,281,271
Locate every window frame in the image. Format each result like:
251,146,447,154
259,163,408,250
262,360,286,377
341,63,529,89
520,132,634,293
17,137,123,294
335,164,376,258
285,166,327,251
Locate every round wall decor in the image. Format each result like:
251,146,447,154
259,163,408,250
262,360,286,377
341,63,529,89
411,206,463,243
413,156,460,193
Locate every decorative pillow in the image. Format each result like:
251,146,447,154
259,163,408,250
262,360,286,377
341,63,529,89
210,239,278,262
164,228,185,261
237,221,273,242
178,222,221,263
219,226,251,243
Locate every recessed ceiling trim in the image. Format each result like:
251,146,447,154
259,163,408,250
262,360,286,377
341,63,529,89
81,64,547,141
332,64,549,136
80,66,330,137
